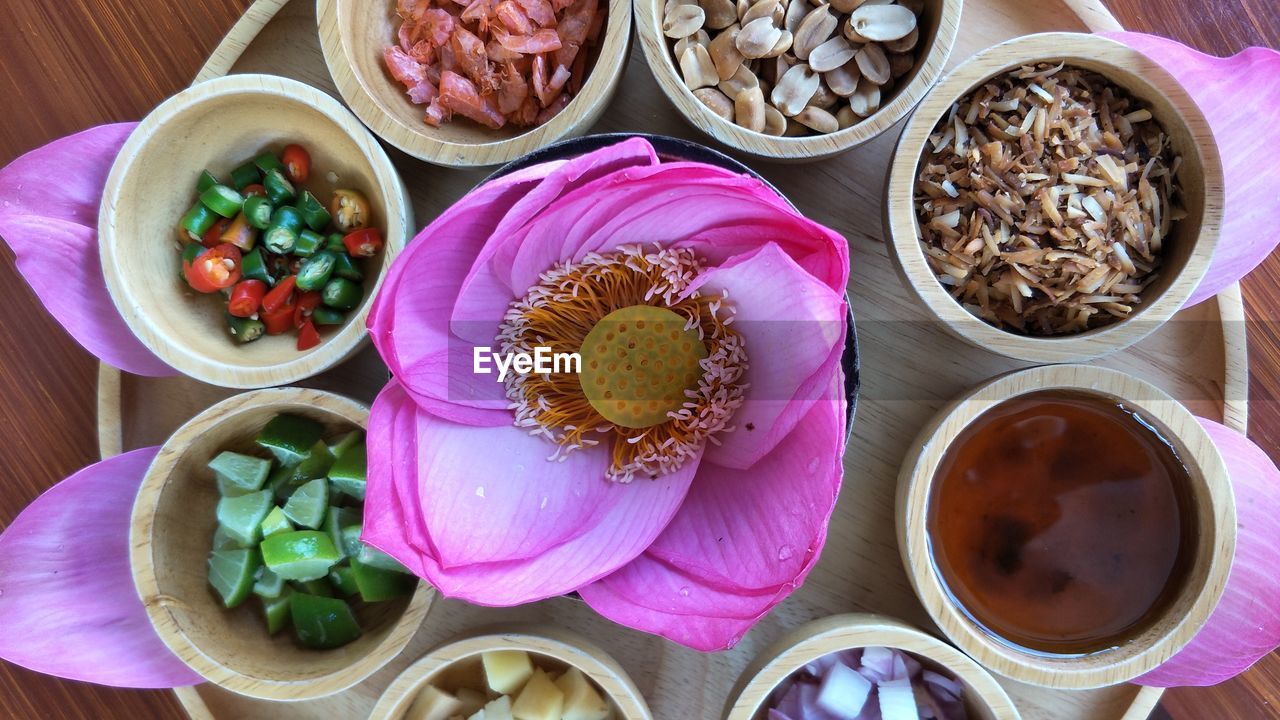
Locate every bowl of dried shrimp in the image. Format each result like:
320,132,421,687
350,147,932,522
318,0,631,167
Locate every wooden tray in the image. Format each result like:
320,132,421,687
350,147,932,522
96,0,1251,717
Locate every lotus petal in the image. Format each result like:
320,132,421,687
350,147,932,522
579,376,845,650
0,447,200,688
364,380,698,604
0,123,174,376
1137,417,1280,686
1106,33,1280,306
368,161,567,425
681,242,847,470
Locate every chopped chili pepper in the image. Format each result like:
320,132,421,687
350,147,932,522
294,291,322,328
296,320,321,350
243,183,268,198
342,228,384,258
329,189,371,232
228,279,268,318
261,302,295,335
282,144,311,184
202,217,232,248
184,244,243,294
262,275,297,314
219,212,258,251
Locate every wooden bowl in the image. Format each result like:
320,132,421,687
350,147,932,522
316,0,632,167
100,73,411,389
634,0,962,161
896,365,1235,689
885,32,1224,362
725,613,1020,719
368,626,653,719
129,388,435,700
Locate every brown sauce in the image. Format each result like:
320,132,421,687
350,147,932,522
927,390,1197,656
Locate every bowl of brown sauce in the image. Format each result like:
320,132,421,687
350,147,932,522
896,364,1235,689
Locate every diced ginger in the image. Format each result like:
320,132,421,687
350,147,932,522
511,668,565,720
483,651,535,695
405,685,465,720
482,695,514,720
555,667,610,720
456,687,489,716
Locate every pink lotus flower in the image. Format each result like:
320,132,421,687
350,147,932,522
363,138,852,651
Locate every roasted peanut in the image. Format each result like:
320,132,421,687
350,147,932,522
674,28,711,58
694,87,736,120
808,35,857,71
709,25,746,79
823,57,861,96
795,105,839,133
762,29,794,58
847,75,881,116
836,104,859,129
888,50,914,78
734,86,767,131
762,104,788,135
700,0,739,29
664,4,707,38
855,41,890,84
793,4,838,60
771,62,820,115
736,17,784,58
680,44,719,89
718,62,760,97
741,0,783,26
810,79,839,108
882,25,918,52
847,3,915,42
784,0,810,33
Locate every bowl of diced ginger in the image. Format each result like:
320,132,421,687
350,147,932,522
369,627,653,720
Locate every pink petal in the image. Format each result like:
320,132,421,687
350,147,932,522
0,447,201,688
1137,417,1280,687
449,137,662,348
1105,33,1280,306
368,161,566,426
0,123,175,377
363,380,698,605
682,242,848,470
579,375,845,651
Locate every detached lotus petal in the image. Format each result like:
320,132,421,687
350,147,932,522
1105,33,1280,306
0,447,200,688
0,123,175,377
367,139,850,650
1137,417,1280,687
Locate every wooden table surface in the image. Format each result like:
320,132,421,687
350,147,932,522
0,0,1275,718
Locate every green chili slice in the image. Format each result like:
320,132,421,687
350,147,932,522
200,184,245,218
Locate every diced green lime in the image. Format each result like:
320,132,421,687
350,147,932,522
260,530,341,581
291,578,335,598
283,478,329,529
291,593,362,649
212,525,247,551
327,444,366,501
256,414,323,465
351,559,417,602
208,548,261,609
322,506,360,562
216,490,274,547
253,567,286,598
340,524,365,560
328,565,359,596
208,451,271,497
328,429,365,459
262,587,293,635
358,543,411,574
268,461,304,501
295,440,336,481
260,506,293,538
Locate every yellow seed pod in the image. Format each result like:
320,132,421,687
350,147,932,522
578,305,709,429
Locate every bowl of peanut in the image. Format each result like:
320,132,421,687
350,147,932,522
635,0,961,160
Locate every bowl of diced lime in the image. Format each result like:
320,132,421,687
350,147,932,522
129,387,434,701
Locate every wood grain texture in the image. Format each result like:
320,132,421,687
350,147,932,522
0,2,1272,720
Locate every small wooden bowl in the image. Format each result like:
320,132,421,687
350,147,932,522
896,365,1236,689
886,32,1224,362
100,74,411,389
129,388,435,700
317,0,631,167
368,626,653,719
634,0,961,161
725,613,1020,719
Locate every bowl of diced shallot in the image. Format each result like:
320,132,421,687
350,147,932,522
725,614,1021,720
